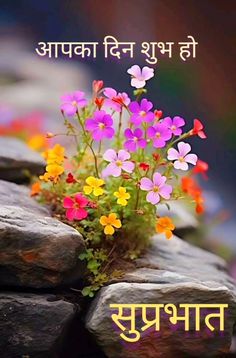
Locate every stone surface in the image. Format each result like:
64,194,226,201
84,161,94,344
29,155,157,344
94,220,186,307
0,292,76,358
0,180,85,288
0,137,45,182
86,235,236,358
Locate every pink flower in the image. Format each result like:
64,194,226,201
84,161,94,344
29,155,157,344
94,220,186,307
85,110,115,141
63,193,89,221
147,122,172,148
162,116,185,136
129,99,154,125
127,65,154,89
104,87,130,112
140,172,172,205
60,91,87,116
102,149,135,177
167,142,198,171
124,128,147,152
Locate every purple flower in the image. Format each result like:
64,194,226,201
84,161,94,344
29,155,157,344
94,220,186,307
60,91,87,116
124,128,147,152
104,87,130,112
140,172,172,205
147,122,172,148
163,116,185,136
167,142,198,171
85,110,115,141
129,99,155,125
102,149,135,177
127,65,154,89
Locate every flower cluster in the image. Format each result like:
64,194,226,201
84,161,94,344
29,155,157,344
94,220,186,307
34,65,208,296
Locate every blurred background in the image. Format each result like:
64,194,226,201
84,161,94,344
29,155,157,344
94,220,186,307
0,0,235,262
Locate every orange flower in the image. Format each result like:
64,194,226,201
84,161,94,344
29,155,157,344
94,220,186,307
27,134,48,151
156,217,175,239
31,182,41,196
181,176,205,214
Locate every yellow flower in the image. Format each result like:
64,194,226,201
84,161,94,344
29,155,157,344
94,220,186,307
40,164,64,183
42,144,65,164
156,217,175,240
83,176,105,196
100,213,122,235
114,187,130,206
27,134,47,151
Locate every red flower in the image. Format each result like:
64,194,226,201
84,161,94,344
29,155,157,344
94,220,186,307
66,172,76,184
93,80,104,93
94,97,105,110
63,193,88,221
139,162,150,171
193,159,209,179
191,119,207,139
154,109,163,120
181,176,205,214
152,153,160,162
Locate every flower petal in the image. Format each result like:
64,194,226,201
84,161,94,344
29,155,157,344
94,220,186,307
153,172,166,186
167,148,179,161
118,150,130,161
103,149,117,162
185,154,198,165
159,184,172,199
140,177,153,191
174,160,189,171
121,161,135,173
141,66,154,80
177,142,191,156
146,191,160,205
63,197,74,208
127,65,142,77
104,225,115,235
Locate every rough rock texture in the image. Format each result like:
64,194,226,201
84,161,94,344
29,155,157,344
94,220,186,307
0,137,45,182
86,235,236,358
0,180,85,288
0,292,76,358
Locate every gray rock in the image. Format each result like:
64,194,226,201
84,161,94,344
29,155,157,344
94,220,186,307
0,292,76,358
0,137,45,182
86,235,236,358
0,180,85,288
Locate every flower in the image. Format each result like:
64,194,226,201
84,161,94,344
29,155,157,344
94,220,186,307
66,172,77,184
63,193,88,221
114,187,130,206
99,213,121,235
60,91,87,116
147,122,172,148
181,176,204,214
154,110,163,120
162,116,185,136
31,182,41,196
102,149,135,177
167,142,198,170
139,162,150,171
94,97,105,110
93,80,104,94
83,176,105,196
124,128,147,152
85,110,115,141
42,144,65,165
129,99,155,125
156,217,175,239
127,65,154,88
190,119,207,139
40,164,64,183
104,87,130,112
140,172,172,205
193,159,209,179
27,134,48,151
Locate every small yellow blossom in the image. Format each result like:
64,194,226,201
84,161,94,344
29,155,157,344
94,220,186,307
83,176,105,196
114,187,130,206
42,144,65,164
27,134,47,151
156,217,175,240
40,164,64,183
99,213,121,235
